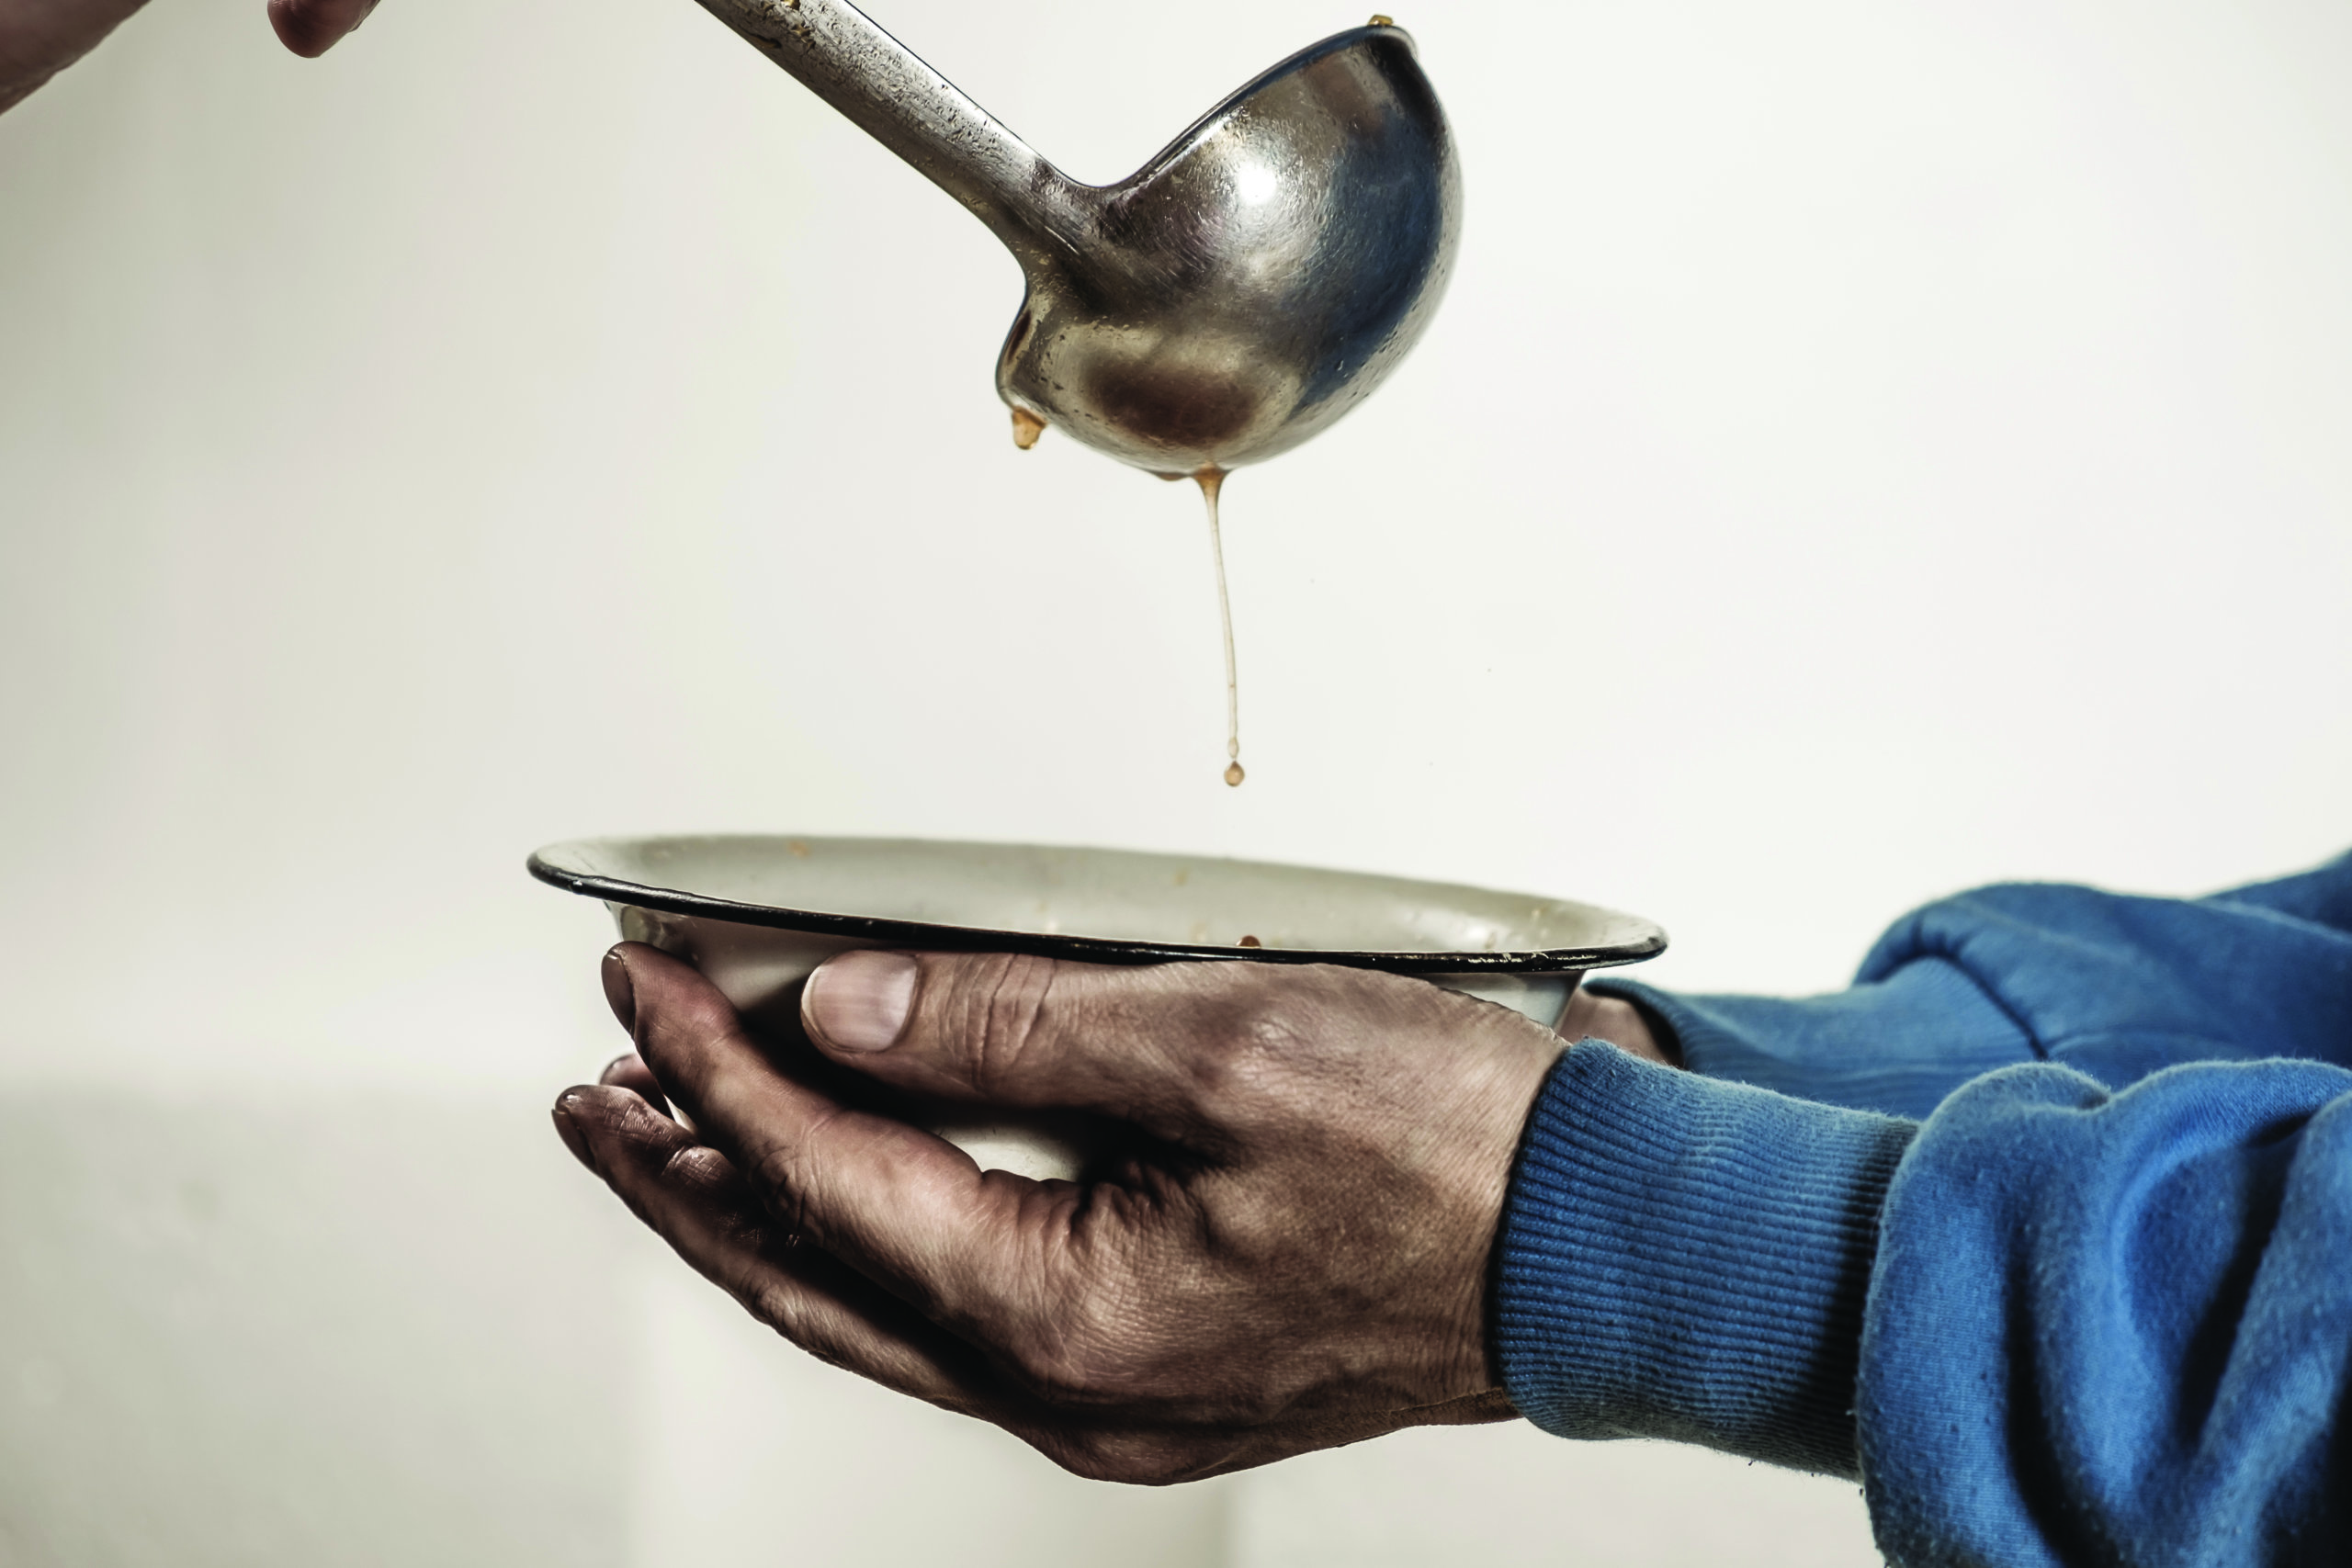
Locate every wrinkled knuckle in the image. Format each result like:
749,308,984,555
657,1141,731,1195
603,1090,671,1145
743,1276,802,1336
744,1140,816,1232
959,952,1057,1096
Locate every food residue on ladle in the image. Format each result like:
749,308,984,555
1010,406,1046,450
1238,934,1262,948
1196,467,1246,787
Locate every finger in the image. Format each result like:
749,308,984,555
553,1082,1372,1469
799,949,1236,1134
598,1052,671,1114
553,1083,1002,1411
267,0,380,57
612,944,1078,1338
1,0,151,113
601,944,637,1031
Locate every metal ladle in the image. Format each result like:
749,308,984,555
692,0,1462,475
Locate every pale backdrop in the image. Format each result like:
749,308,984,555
3,0,2347,1561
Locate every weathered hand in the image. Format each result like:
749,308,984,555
2,0,379,115
554,943,1588,1481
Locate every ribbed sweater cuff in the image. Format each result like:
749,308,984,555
1496,1043,1917,1477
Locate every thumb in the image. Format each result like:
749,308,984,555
268,0,380,57
800,950,1219,1134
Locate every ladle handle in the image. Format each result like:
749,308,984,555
690,0,1083,265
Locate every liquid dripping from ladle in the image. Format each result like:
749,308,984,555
1016,413,1243,786
1197,468,1245,787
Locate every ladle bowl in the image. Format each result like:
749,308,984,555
693,3,1462,474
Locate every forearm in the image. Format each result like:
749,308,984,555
1585,847,2352,1118
1496,1043,1912,1475
1498,1048,2352,1563
1863,1058,2352,1565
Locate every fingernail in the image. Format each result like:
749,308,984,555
602,947,636,1030
804,951,917,1054
552,1094,599,1174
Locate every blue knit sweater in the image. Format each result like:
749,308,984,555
1497,850,2352,1565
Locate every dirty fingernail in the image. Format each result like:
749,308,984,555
552,1094,599,1174
602,947,637,1030
804,951,918,1054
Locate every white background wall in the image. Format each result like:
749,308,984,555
2,0,2347,1560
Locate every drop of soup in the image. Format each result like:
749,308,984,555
1011,407,1046,450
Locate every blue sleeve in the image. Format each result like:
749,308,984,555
1498,1050,2352,1563
1583,848,2352,1117
1498,849,2352,1562
1862,1057,2352,1564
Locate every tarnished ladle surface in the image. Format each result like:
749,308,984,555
695,0,1462,474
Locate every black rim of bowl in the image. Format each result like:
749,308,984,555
527,839,1668,976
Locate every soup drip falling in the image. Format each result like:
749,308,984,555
1021,423,1248,788
1197,468,1245,788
